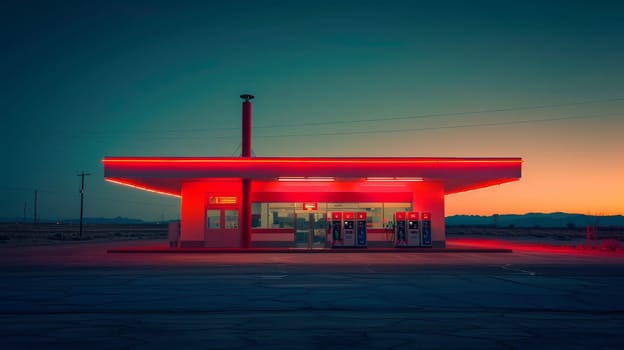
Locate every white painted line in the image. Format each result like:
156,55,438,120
501,264,536,276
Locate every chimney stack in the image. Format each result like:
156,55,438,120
240,94,254,158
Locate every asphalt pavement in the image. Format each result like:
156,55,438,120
1,239,623,349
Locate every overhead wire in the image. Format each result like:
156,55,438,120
251,96,624,129
156,96,624,131
120,111,620,140
254,112,621,138
61,96,624,136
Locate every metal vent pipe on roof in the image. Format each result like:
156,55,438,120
240,94,254,158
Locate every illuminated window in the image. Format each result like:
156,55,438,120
251,202,410,229
206,210,220,229
252,203,296,229
383,203,412,229
269,203,295,229
225,210,239,229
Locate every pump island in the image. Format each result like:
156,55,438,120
103,95,522,249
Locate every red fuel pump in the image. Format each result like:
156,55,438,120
394,212,407,247
421,212,432,247
407,212,421,247
356,212,367,248
331,212,343,247
343,212,355,247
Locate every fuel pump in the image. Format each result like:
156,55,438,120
407,212,421,247
394,212,407,247
343,212,355,247
421,212,432,247
331,212,343,247
355,212,367,248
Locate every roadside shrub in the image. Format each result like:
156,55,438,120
48,233,64,240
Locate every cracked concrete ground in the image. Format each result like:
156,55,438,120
1,240,623,349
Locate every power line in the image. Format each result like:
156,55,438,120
231,142,241,156
109,110,620,141
253,112,620,138
157,96,624,131
152,96,624,132
113,111,618,140
28,96,624,136
251,96,624,130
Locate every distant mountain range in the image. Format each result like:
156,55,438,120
446,212,624,228
0,216,153,224
2,213,623,228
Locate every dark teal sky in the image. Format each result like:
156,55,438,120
2,0,623,220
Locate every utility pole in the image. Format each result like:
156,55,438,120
33,190,38,224
78,172,91,240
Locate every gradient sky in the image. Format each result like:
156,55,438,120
2,0,623,221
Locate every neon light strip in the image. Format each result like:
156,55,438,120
105,178,181,198
366,177,424,182
103,158,522,165
277,177,335,182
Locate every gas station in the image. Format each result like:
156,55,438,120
103,95,522,249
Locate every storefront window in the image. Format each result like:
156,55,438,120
224,210,238,229
251,202,410,229
383,203,412,229
360,203,383,228
269,203,295,228
206,209,220,229
251,203,296,228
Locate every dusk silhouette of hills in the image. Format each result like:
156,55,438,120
3,213,623,227
0,216,150,224
446,212,624,228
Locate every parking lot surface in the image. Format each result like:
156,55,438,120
1,239,623,349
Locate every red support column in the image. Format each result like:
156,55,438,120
242,179,251,248
240,94,254,248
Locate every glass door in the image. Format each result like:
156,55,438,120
311,212,327,248
205,208,240,247
206,210,221,229
295,211,326,249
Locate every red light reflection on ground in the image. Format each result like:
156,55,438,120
449,237,624,256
